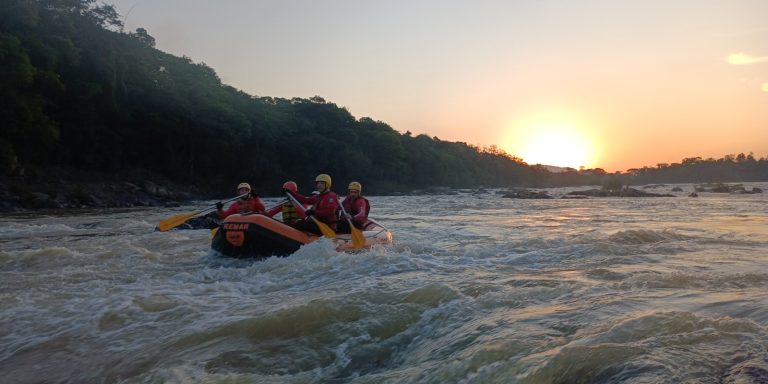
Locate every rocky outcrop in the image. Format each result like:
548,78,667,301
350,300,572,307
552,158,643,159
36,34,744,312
0,168,203,212
566,187,675,198
695,183,763,194
501,189,555,199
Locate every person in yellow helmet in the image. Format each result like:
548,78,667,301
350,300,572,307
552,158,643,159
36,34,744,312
216,182,266,219
337,181,371,233
286,174,339,234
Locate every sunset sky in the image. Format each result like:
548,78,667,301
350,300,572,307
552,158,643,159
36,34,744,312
112,0,768,171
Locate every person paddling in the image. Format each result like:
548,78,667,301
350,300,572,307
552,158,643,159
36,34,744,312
286,174,339,235
216,182,266,220
337,181,370,234
265,181,306,225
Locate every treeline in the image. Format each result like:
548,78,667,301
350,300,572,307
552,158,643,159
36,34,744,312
1,1,766,198
625,154,768,184
1,0,539,195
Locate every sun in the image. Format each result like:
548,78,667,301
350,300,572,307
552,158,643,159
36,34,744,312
504,120,596,169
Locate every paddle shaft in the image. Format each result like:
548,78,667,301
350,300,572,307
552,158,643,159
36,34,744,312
285,191,307,216
366,217,389,231
285,191,336,238
338,201,354,226
200,192,250,216
157,192,249,232
339,200,366,248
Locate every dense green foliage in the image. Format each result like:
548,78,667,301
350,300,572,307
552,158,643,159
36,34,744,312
0,0,539,195
1,0,767,197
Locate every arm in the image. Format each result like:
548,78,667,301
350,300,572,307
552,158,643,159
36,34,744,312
218,202,240,219
250,197,266,214
290,191,318,205
351,198,368,224
264,201,284,218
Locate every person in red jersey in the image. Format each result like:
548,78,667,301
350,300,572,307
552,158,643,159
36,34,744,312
287,174,339,235
216,182,266,219
337,181,370,234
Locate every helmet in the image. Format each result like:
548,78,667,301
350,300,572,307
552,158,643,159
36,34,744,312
282,181,297,193
348,181,362,192
236,182,251,193
315,174,332,188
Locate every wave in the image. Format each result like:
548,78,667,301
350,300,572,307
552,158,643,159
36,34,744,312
608,229,693,245
0,246,81,268
516,311,767,383
0,223,76,239
618,271,768,290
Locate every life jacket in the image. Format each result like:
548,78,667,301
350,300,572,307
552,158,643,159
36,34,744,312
219,197,266,220
343,196,370,225
282,202,299,224
313,191,339,225
292,190,339,229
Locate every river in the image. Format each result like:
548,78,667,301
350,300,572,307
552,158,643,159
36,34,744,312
2,183,768,383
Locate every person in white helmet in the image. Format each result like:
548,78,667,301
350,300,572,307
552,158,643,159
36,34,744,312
216,182,265,219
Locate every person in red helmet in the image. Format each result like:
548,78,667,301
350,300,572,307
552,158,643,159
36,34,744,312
265,181,306,225
337,181,370,233
216,182,266,219
286,174,339,235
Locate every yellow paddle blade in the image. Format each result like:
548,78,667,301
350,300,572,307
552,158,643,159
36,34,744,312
312,217,336,239
350,226,366,249
157,212,197,232
210,227,219,237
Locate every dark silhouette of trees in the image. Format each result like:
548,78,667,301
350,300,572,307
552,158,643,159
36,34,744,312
625,153,768,185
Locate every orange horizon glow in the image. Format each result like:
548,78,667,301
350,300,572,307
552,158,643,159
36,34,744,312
500,113,600,170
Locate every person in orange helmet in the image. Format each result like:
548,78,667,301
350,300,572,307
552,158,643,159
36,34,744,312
265,181,306,225
216,182,266,219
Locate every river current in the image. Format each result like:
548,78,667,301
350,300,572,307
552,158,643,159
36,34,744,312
2,183,768,383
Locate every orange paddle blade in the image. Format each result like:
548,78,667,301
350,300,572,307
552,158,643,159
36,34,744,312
312,217,336,239
350,225,365,249
157,212,197,232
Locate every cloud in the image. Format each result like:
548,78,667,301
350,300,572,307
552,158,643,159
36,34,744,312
728,52,768,65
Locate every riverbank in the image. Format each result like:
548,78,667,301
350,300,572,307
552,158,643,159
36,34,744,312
0,167,206,212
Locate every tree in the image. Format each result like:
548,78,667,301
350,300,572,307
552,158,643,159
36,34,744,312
132,27,155,47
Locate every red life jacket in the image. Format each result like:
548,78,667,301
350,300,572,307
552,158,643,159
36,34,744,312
342,196,370,225
294,190,339,227
219,196,266,219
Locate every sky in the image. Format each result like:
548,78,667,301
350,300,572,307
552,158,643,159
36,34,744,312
112,0,768,172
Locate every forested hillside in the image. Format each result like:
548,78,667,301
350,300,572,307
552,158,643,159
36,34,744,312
0,0,539,196
1,0,767,205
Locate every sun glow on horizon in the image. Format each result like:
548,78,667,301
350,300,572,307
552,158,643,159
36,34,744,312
503,118,597,170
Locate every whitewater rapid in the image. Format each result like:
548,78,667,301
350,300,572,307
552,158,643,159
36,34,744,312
1,183,768,383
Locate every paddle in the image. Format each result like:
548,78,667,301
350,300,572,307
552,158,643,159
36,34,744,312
339,201,365,249
156,193,248,232
285,192,336,239
366,218,388,231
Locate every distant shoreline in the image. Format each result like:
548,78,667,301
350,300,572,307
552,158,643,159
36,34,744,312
0,167,203,212
2,166,764,213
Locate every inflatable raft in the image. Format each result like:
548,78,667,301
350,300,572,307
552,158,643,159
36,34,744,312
210,214,393,258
